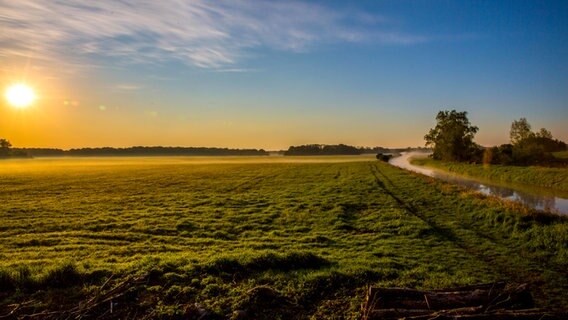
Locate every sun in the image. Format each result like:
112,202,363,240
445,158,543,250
5,84,36,108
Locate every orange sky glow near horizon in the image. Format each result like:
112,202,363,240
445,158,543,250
3,92,565,151
1,71,566,151
0,66,432,150
1,65,566,151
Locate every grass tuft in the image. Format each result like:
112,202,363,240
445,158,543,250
199,251,331,277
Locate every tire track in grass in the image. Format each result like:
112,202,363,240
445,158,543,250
368,163,531,280
370,162,568,307
368,163,464,247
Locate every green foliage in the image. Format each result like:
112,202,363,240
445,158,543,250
510,118,533,145
513,136,567,165
424,110,479,162
0,138,11,157
423,113,566,166
510,118,558,147
507,118,567,165
483,144,514,165
0,157,567,317
538,128,553,139
553,151,568,159
376,153,393,162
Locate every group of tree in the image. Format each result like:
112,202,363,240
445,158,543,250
0,139,28,158
3,141,430,158
488,118,566,165
425,110,567,166
0,139,11,157
284,144,361,156
284,144,430,156
4,146,269,157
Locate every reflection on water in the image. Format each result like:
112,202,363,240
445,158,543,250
389,152,568,215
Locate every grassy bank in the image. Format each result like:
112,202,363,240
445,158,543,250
553,150,568,159
411,157,568,192
0,157,567,318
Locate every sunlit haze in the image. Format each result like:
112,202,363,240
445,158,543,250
0,0,567,150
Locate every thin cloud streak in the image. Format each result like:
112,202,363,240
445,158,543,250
0,0,428,71
213,68,261,73
113,84,144,91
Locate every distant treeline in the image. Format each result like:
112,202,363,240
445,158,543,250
12,147,269,157
284,144,430,156
285,144,361,155
3,141,431,158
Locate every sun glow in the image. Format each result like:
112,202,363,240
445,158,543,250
5,84,36,108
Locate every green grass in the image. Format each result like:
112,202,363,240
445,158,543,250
411,157,568,192
0,157,566,318
553,150,568,159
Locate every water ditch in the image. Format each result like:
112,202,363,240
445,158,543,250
389,152,568,215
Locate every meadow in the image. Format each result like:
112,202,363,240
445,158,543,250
553,150,568,159
0,156,567,319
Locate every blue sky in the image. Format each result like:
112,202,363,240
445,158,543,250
0,0,566,149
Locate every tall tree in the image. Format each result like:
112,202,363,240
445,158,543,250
510,118,533,145
536,128,553,139
0,139,12,156
424,110,479,161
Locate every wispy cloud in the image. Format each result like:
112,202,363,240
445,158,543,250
213,68,261,73
113,84,143,91
0,0,427,71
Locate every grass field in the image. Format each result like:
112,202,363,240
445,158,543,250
0,157,567,319
553,150,568,159
411,157,568,192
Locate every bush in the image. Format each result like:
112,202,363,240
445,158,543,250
376,153,392,162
